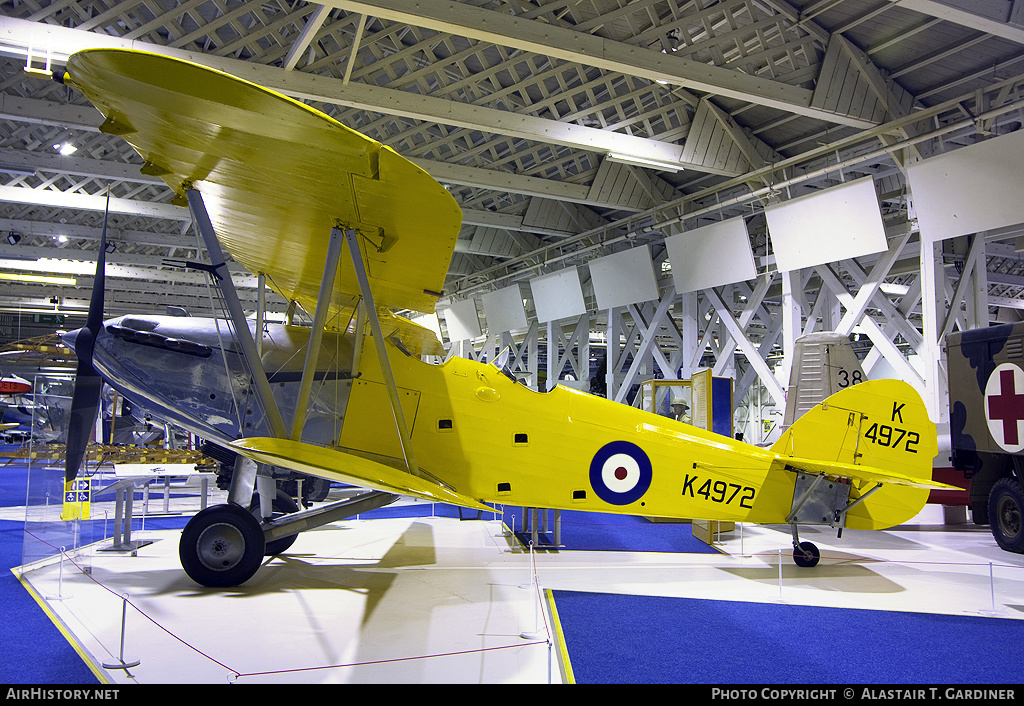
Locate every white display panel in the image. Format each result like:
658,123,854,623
665,218,756,292
481,284,528,333
907,129,1024,243
529,268,587,323
441,298,481,342
765,176,888,272
410,312,442,339
589,245,659,309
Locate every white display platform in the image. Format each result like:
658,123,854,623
15,504,1024,684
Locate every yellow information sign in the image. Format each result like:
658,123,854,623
61,477,91,521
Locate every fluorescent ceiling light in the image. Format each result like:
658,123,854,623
879,282,910,296
0,272,76,285
0,258,93,275
606,152,682,172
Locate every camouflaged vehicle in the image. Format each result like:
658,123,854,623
947,323,1024,553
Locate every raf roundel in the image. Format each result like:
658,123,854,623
589,441,653,505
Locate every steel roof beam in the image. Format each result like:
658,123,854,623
891,0,1024,45
317,0,877,128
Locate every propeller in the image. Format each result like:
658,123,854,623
63,188,110,483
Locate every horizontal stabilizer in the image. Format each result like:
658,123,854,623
771,456,960,491
231,437,493,513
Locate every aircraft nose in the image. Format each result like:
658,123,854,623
60,327,80,353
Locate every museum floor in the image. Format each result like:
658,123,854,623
10,487,1024,684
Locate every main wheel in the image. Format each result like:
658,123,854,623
989,477,1024,553
179,504,266,587
793,541,820,568
250,489,299,556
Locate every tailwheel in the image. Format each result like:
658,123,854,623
180,504,266,587
793,541,820,568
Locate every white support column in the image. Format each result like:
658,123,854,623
546,319,557,390
605,307,621,400
576,315,591,387
678,292,698,380
919,236,947,422
780,269,804,393
972,238,989,327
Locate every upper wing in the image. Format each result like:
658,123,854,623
64,49,462,317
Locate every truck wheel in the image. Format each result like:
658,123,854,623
989,478,1024,553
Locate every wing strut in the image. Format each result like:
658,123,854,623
290,227,345,440
343,227,421,478
185,188,287,439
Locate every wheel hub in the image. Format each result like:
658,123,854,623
196,521,245,571
998,497,1022,540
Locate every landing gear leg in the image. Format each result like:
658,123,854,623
790,523,820,568
179,456,270,587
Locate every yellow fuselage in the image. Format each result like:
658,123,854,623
347,340,805,526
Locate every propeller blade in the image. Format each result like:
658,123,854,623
63,189,110,483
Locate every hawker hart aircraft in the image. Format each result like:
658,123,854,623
56,49,956,587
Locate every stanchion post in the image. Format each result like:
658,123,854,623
990,562,996,614
521,541,542,639
102,594,141,671
778,549,783,601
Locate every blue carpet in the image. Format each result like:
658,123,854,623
552,590,1024,683
1,459,38,508
501,508,721,554
1,520,100,684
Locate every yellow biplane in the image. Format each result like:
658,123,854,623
57,49,956,587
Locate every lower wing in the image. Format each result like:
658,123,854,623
230,437,492,513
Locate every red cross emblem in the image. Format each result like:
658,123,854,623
985,363,1024,452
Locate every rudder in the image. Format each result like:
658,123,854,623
771,378,939,529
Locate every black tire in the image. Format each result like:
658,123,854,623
179,504,266,587
989,477,1024,553
793,541,820,568
250,489,300,556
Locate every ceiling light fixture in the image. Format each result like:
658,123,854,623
606,152,682,173
0,272,77,285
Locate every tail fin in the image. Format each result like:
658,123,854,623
783,332,866,427
771,378,945,530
